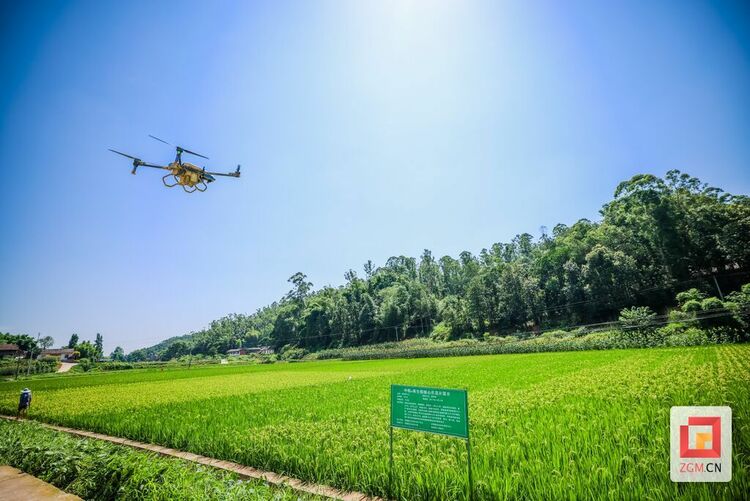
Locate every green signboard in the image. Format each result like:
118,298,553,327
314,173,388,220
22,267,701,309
390,384,469,439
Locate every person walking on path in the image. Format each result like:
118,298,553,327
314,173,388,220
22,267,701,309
17,388,32,418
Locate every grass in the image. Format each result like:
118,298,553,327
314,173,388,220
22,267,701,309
1,345,748,500
0,419,319,500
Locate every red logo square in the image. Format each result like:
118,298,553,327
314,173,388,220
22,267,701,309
679,416,721,458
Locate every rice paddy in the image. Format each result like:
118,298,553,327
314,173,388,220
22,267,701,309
1,345,748,500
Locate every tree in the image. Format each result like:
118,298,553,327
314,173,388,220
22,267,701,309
0,333,37,354
725,284,750,338
618,306,658,344
39,336,54,350
285,272,313,303
110,346,126,361
162,340,191,360
67,334,79,349
439,296,471,339
676,288,707,307
118,171,750,358
95,333,104,359
418,249,443,297
76,340,98,360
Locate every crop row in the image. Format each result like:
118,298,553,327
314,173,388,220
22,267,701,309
1,345,748,499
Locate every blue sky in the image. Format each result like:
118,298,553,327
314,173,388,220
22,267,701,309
1,0,749,353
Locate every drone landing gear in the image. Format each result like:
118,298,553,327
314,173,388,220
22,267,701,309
162,174,179,188
161,173,208,193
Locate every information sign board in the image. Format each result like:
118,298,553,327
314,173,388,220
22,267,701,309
390,384,468,438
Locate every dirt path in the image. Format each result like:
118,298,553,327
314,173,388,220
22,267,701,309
56,363,77,373
0,466,81,500
1,417,377,501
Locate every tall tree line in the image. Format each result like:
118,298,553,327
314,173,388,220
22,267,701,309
129,171,750,360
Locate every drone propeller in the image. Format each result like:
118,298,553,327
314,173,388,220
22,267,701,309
148,134,209,160
148,134,171,146
109,149,140,161
109,149,165,174
109,148,143,174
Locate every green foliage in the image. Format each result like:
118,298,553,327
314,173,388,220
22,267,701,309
676,288,707,306
726,283,750,331
0,358,57,377
110,346,125,361
76,341,98,360
681,299,703,313
0,333,37,354
132,171,750,361
662,327,711,347
0,420,314,500
429,321,452,341
539,330,571,339
66,334,79,349
1,347,747,500
618,306,658,344
701,297,725,311
162,340,191,361
38,336,54,350
94,333,104,359
667,309,691,322
279,345,307,361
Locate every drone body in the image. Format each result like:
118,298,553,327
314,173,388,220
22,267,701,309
110,135,240,193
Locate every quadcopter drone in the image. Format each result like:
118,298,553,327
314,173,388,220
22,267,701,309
109,135,240,193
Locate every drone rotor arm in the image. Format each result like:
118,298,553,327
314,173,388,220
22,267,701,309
203,165,241,178
138,162,171,170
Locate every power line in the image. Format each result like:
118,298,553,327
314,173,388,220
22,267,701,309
130,270,749,351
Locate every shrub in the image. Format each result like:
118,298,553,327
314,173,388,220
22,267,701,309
539,330,570,339
667,309,691,322
657,322,688,338
429,321,452,342
573,327,590,338
701,297,725,311
726,283,750,333
681,300,702,313
280,346,307,361
618,306,658,345
676,288,707,306
664,327,710,347
706,326,742,344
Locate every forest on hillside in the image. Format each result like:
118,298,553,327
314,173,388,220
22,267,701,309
128,171,750,361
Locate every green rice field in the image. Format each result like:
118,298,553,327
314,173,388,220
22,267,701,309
1,346,748,500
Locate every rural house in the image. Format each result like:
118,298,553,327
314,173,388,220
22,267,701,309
40,348,77,362
226,346,274,356
0,343,21,358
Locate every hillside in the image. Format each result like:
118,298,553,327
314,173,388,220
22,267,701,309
129,171,750,361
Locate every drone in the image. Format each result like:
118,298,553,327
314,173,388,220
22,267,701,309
109,135,240,193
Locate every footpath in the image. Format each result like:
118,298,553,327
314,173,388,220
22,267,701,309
0,466,81,500
56,362,77,373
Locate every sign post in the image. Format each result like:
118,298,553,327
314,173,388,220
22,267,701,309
389,384,472,499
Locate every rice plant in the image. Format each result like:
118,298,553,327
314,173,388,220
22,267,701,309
1,345,748,500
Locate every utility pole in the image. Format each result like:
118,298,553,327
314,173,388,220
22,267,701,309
711,274,724,300
27,333,40,377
